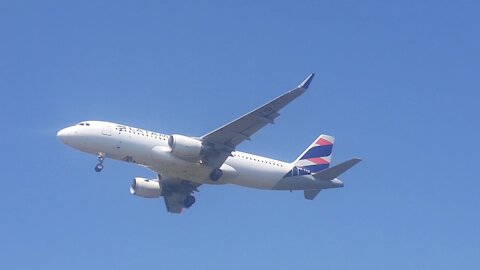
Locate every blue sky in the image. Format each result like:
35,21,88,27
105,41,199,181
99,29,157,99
1,1,479,269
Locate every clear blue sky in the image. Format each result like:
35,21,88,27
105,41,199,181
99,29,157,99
1,1,479,269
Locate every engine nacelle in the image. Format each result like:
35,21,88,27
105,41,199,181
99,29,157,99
130,177,162,198
168,134,204,159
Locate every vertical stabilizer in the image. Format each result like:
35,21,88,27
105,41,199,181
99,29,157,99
293,134,334,173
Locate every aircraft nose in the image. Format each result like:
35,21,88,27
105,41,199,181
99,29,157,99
57,127,73,143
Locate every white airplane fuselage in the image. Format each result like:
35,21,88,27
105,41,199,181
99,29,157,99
58,121,343,191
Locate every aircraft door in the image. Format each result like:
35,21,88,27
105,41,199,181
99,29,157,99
102,125,112,136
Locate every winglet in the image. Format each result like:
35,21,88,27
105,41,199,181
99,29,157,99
298,73,315,89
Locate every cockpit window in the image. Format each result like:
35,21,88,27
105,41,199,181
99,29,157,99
77,122,90,126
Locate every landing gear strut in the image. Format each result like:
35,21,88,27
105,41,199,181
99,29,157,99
94,153,105,172
183,195,196,208
209,168,223,181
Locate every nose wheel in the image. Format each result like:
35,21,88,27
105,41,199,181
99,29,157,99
94,153,105,172
94,164,104,172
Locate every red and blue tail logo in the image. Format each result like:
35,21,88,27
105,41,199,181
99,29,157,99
285,135,334,177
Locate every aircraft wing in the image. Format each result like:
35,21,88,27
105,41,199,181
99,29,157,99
163,194,185,213
160,177,201,214
201,73,314,167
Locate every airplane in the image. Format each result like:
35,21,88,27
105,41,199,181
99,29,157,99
57,74,361,213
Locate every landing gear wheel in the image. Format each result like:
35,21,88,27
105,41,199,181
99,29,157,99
94,153,105,172
94,164,104,172
209,168,223,181
183,195,196,208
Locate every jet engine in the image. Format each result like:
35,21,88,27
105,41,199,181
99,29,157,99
130,177,162,198
168,134,205,159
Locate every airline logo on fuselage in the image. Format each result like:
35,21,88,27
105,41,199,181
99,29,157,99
283,166,312,178
116,124,168,139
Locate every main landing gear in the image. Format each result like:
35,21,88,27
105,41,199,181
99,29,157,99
183,195,196,208
94,153,105,172
209,168,223,181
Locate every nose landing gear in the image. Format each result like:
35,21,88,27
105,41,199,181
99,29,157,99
94,153,105,172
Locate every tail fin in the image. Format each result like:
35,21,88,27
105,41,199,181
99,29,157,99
293,134,334,173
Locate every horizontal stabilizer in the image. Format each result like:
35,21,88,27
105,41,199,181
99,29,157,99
304,189,321,200
313,158,361,181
